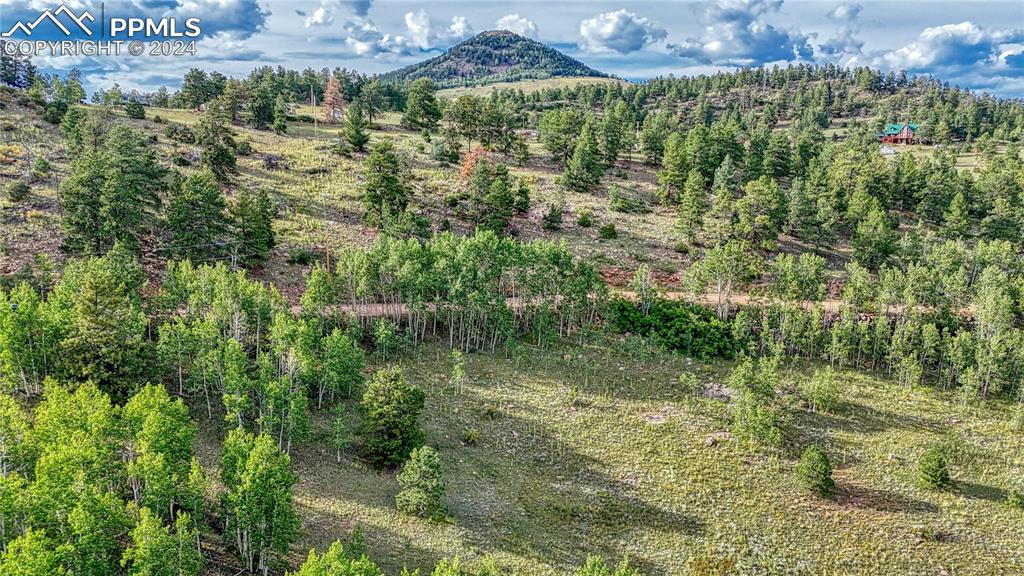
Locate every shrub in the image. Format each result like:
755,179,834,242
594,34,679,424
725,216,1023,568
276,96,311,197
576,555,642,576
30,157,51,181
796,445,835,497
172,156,192,167
542,203,563,231
5,179,30,202
919,446,950,489
236,141,253,156
152,115,164,124
395,446,446,519
124,100,145,119
606,297,734,359
41,101,67,124
576,209,594,227
1007,487,1024,508
359,367,425,468
286,248,317,266
461,428,479,446
608,186,653,214
164,123,195,144
799,367,840,413
731,391,783,448
598,223,618,239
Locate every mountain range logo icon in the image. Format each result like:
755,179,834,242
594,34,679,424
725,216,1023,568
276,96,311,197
1,4,95,38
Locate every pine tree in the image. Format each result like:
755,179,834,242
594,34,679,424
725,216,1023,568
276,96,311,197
677,168,707,244
562,117,603,192
194,99,237,183
272,95,288,135
943,189,970,239
359,367,425,468
60,125,165,253
402,78,441,130
659,132,688,203
704,184,735,247
395,446,445,519
360,140,410,228
124,100,145,120
58,252,149,397
343,101,370,152
167,170,228,260
919,446,950,489
322,76,345,124
795,445,835,497
786,176,818,239
231,188,276,264
852,207,896,268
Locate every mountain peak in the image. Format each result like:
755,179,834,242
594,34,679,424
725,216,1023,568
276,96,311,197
380,31,607,88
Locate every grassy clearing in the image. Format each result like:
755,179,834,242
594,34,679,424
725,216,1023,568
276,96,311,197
192,338,1024,575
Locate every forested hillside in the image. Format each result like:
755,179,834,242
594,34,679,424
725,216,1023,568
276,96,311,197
379,30,608,87
2,45,1024,575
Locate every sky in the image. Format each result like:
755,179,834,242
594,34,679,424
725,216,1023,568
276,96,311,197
1,0,1023,97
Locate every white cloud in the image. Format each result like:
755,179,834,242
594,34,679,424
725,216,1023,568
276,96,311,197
403,9,474,49
826,2,862,25
875,21,1024,72
579,9,667,54
819,2,863,59
304,6,334,28
340,16,413,56
495,14,538,39
669,0,812,66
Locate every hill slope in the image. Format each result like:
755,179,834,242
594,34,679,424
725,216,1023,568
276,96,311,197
380,30,607,87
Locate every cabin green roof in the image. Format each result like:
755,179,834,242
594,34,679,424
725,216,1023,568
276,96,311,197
882,123,920,135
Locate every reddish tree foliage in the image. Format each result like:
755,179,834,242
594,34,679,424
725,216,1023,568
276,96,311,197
459,146,491,181
322,77,345,124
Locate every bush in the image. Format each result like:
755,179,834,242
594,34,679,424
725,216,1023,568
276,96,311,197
919,446,950,489
5,179,30,202
395,446,446,519
41,101,67,124
152,115,164,124
1007,487,1024,508
542,203,563,231
799,367,840,413
124,100,145,119
576,209,594,227
164,123,195,144
796,445,835,497
286,248,317,266
236,141,253,156
30,157,51,181
576,556,642,576
461,428,480,446
607,297,734,359
172,156,192,167
731,391,783,448
598,223,618,239
609,186,653,214
359,367,425,468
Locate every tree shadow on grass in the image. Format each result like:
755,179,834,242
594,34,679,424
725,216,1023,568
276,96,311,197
835,483,939,514
957,480,1006,503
